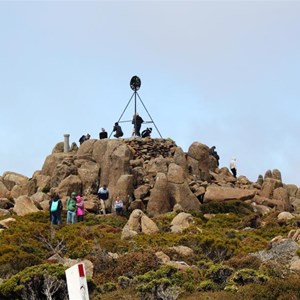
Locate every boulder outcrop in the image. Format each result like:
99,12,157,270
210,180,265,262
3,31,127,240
0,137,298,218
121,209,159,239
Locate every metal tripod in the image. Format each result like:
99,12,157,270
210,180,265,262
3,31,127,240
109,77,162,138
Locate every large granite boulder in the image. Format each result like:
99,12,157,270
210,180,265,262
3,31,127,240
92,140,132,187
33,173,51,192
273,187,291,211
285,184,298,197
0,180,8,198
251,239,299,267
2,172,28,190
260,178,283,199
170,212,194,233
0,217,16,229
146,156,169,175
10,180,36,199
77,161,100,195
111,174,134,207
173,147,188,173
187,142,211,181
167,163,201,211
41,153,67,177
57,175,82,197
30,191,51,204
147,173,170,216
50,157,78,187
121,209,159,239
13,195,40,216
204,186,256,202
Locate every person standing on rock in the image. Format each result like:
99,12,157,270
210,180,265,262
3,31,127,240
66,192,77,224
230,157,237,178
99,128,108,139
132,113,144,137
97,184,109,215
76,195,85,222
49,193,63,225
209,146,220,167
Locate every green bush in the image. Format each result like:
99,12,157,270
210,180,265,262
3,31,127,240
0,263,66,300
200,201,253,215
179,233,238,262
204,213,241,229
206,264,234,286
231,268,269,286
100,282,117,293
118,276,132,289
226,254,262,270
238,275,300,299
259,260,287,278
197,280,219,292
107,250,160,280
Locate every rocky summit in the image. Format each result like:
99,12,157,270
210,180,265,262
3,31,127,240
1,137,300,300
1,137,299,217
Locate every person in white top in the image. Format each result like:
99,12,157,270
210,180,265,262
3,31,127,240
230,158,237,178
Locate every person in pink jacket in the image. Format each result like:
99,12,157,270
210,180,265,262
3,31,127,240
76,195,85,222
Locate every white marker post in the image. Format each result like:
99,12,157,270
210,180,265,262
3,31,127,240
65,263,90,300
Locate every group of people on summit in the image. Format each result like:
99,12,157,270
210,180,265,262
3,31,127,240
79,113,152,143
49,185,124,225
114,113,151,138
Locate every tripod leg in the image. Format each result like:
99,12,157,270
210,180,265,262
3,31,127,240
136,92,163,138
109,92,135,138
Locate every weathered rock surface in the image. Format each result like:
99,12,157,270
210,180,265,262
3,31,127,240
170,212,194,233
251,239,299,266
147,173,170,216
0,138,298,218
0,217,16,228
13,195,40,216
204,186,256,202
121,209,159,239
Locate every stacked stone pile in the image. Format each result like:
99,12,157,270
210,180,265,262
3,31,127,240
124,138,177,160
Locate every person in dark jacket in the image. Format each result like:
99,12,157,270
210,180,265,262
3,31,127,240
132,113,144,136
79,133,90,145
113,122,123,138
209,146,220,167
97,184,109,215
99,128,108,139
49,193,63,225
141,127,152,138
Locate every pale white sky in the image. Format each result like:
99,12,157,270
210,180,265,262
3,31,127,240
0,1,299,185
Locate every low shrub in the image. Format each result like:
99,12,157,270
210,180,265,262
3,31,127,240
0,263,66,300
238,275,300,299
118,276,132,289
100,282,117,293
197,280,219,292
179,233,238,262
259,260,287,278
205,264,234,286
226,254,262,270
200,201,253,216
231,268,269,286
108,250,160,280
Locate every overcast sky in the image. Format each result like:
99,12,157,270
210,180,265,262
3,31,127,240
0,1,299,186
